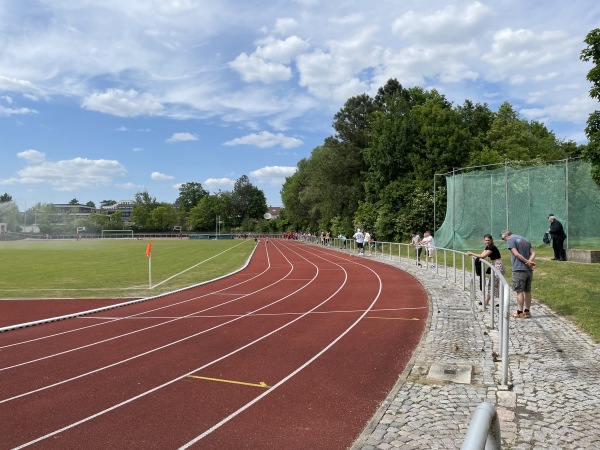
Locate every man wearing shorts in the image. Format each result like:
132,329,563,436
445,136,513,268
353,228,365,256
501,230,536,318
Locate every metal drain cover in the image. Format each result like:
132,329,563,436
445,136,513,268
427,363,472,384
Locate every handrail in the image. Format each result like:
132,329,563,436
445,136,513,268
460,402,502,450
317,236,511,387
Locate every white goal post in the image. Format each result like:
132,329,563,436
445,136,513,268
101,229,134,239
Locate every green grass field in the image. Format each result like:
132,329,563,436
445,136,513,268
438,244,600,342
1,238,599,342
0,239,256,299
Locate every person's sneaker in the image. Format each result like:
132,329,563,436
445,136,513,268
523,310,531,318
430,264,435,268
511,311,525,318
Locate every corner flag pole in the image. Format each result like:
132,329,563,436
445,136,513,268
146,242,152,288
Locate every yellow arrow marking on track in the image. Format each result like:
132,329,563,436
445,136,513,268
188,375,270,389
366,316,421,321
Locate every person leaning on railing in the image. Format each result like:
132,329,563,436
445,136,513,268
466,234,505,307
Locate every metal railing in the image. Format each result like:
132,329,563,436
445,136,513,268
460,402,502,450
320,236,512,388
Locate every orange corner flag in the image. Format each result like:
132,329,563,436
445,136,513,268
146,242,152,258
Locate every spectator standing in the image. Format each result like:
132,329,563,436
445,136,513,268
371,234,381,256
467,234,505,307
339,233,347,249
546,214,566,261
364,230,372,256
501,230,536,318
411,232,422,267
353,228,365,256
420,231,436,268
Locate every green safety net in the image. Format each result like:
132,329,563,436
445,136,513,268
435,160,600,249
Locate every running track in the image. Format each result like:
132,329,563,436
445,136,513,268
0,239,428,449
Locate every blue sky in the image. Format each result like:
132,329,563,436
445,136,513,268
1,0,599,211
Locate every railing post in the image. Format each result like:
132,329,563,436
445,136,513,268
501,287,510,387
460,402,502,450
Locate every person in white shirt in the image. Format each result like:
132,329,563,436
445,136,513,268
411,232,422,266
363,230,371,256
353,228,365,256
420,231,436,268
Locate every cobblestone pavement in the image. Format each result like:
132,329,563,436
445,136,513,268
350,255,600,450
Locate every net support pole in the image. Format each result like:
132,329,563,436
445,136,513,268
505,161,509,230
433,175,437,235
452,167,456,250
565,158,569,249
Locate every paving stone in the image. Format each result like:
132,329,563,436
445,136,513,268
347,253,600,450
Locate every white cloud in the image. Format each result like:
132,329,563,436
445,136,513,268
82,89,164,117
392,2,494,44
166,132,199,143
229,53,292,83
229,35,309,84
274,18,299,34
330,13,364,26
520,95,597,125
254,35,310,64
0,75,44,99
151,171,175,180
224,131,303,148
204,177,235,190
3,156,126,191
483,28,574,73
0,105,37,116
295,28,379,100
250,166,297,185
17,149,46,163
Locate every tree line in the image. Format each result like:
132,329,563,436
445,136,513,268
279,79,585,242
2,29,598,240
0,175,275,235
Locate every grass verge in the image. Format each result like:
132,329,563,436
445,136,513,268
0,239,255,299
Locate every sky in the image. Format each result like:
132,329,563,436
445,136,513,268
1,0,599,211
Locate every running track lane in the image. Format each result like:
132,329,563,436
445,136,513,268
0,239,428,450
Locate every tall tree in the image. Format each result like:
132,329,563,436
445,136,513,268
69,198,79,205
175,182,208,213
189,194,224,231
231,175,266,223
332,93,376,149
134,190,159,211
130,205,151,230
0,193,13,203
281,160,312,230
581,28,600,186
0,200,20,231
150,204,177,231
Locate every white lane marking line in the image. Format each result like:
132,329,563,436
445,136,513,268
12,240,341,448
1,242,259,347
178,241,384,448
1,240,316,403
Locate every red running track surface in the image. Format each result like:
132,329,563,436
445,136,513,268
0,239,428,450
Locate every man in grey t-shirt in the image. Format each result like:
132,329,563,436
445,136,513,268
501,230,536,318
